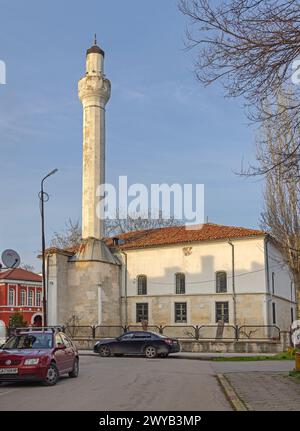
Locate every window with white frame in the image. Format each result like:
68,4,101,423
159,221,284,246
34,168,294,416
28,290,33,307
8,288,15,306
36,290,41,307
20,289,26,306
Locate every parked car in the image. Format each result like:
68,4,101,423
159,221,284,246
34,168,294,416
0,329,79,386
94,331,180,358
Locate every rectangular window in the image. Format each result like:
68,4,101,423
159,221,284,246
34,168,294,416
137,275,147,295
216,272,227,293
175,273,185,294
175,302,187,323
36,291,41,307
8,288,15,306
215,302,229,323
20,289,26,306
28,290,33,307
291,307,294,323
272,302,276,324
136,303,148,323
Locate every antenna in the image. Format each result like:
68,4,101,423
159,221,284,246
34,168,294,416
94,33,97,45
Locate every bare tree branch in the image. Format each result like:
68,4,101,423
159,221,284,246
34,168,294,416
258,96,300,315
179,0,300,174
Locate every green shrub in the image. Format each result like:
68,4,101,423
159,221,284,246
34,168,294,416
9,312,27,328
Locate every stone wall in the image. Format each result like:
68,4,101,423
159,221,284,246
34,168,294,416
72,336,291,354
63,260,121,326
123,293,268,328
47,252,121,327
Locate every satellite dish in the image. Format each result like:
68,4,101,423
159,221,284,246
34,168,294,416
1,249,20,268
292,328,300,348
291,320,300,331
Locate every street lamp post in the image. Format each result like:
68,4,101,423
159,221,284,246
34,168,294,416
40,169,58,327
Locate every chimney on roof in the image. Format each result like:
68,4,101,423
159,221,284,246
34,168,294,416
112,237,119,246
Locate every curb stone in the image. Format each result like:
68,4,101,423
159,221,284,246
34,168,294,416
79,351,227,360
78,351,276,361
216,373,248,411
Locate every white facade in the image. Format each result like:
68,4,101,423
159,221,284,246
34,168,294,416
119,236,295,330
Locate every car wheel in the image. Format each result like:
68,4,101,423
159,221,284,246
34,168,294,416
99,345,111,357
145,345,157,359
43,363,59,386
69,358,79,378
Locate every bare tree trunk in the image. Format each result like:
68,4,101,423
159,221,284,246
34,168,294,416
294,273,300,319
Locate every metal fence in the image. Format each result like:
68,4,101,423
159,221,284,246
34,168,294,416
4,324,283,342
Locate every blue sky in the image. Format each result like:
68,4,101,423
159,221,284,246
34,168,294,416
0,0,263,269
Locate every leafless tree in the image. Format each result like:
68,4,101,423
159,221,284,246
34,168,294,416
50,213,181,247
179,0,300,175
105,210,182,237
50,219,81,249
259,99,300,315
20,263,35,272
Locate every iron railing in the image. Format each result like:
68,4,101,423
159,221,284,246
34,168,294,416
4,324,284,342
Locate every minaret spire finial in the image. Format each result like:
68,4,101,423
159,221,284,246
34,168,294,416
94,33,97,45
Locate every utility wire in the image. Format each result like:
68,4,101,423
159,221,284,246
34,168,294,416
142,262,283,286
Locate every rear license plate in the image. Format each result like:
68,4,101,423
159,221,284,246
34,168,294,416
0,368,18,375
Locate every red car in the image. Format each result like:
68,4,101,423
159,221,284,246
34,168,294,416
0,329,79,386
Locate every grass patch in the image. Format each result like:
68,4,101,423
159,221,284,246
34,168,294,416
212,350,296,362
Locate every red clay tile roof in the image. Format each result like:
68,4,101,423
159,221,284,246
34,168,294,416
105,223,265,250
43,246,77,257
0,268,42,282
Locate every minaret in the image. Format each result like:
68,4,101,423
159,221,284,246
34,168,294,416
78,36,111,239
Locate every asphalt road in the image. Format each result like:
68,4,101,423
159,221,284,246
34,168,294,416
0,355,231,411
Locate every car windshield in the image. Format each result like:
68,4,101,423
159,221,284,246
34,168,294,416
2,333,53,349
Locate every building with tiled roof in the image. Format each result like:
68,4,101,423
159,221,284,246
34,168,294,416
0,268,43,328
46,222,295,332
105,223,265,250
45,44,295,335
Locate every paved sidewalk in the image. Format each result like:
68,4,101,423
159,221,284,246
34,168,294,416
79,350,277,360
224,371,300,411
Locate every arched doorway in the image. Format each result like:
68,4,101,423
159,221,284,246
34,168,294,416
32,314,43,327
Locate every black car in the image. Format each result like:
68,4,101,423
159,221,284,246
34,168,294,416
94,331,180,358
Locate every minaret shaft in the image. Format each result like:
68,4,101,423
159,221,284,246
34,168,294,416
78,44,111,239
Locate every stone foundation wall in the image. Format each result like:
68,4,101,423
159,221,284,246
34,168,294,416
73,333,291,354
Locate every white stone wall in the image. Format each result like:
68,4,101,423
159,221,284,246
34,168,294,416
47,253,121,326
120,237,294,330
124,238,267,297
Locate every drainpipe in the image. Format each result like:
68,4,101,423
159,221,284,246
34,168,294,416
228,240,237,333
120,250,128,328
265,235,272,328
